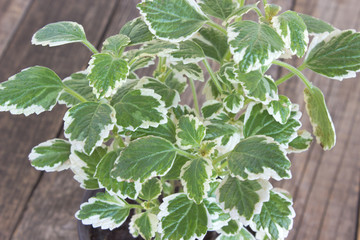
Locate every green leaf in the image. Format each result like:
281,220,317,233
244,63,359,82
0,66,64,116
217,228,256,240
124,50,155,72
87,53,129,98
163,155,190,180
101,34,130,56
95,151,141,199
198,0,238,20
110,79,139,106
168,40,205,63
29,139,71,172
204,198,231,231
221,219,240,235
305,30,360,80
113,89,167,131
31,21,86,47
171,62,204,82
158,193,209,240
138,0,209,42
137,40,178,57
244,103,301,146
58,71,96,108
298,13,334,35
130,117,176,143
180,157,212,204
119,17,154,45
228,135,291,180
250,190,295,240
235,70,278,105
130,212,158,240
176,115,206,149
266,95,292,125
226,3,260,23
224,93,244,114
70,146,107,189
136,78,180,108
204,123,241,153
139,178,162,200
228,21,284,73
111,136,177,182
304,86,336,150
193,26,229,63
64,102,116,155
201,100,224,119
164,71,188,94
76,192,130,230
216,176,271,224
272,11,309,57
288,130,313,153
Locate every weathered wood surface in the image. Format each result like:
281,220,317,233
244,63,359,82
0,0,359,240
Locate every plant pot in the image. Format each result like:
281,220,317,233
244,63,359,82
77,190,219,240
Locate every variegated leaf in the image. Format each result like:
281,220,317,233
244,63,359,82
119,17,154,45
176,115,206,150
129,212,158,240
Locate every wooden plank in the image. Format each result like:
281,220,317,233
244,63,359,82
0,0,33,58
0,0,117,239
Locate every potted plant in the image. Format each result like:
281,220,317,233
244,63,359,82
1,0,359,239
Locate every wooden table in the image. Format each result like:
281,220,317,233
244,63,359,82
0,0,359,239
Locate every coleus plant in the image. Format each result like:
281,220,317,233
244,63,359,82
1,0,359,239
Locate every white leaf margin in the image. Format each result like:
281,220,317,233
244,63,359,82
176,114,206,150
129,212,159,239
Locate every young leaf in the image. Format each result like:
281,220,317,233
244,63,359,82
164,71,188,94
167,40,205,64
288,130,313,153
203,198,231,231
158,193,210,240
137,40,178,57
0,66,64,116
101,34,131,56
135,77,180,108
250,190,295,240
216,176,272,225
201,100,224,119
29,139,71,172
224,92,245,114
58,71,96,108
119,17,154,45
139,178,162,201
87,53,129,98
70,146,107,189
95,151,141,199
228,21,284,73
305,30,360,80
176,115,206,150
171,62,204,82
32,21,86,47
180,157,212,204
266,95,292,124
221,219,239,236
193,27,229,63
111,136,177,182
228,135,291,181
198,0,238,20
137,0,209,42
124,50,155,72
304,86,336,150
130,212,158,240
244,103,301,146
217,228,256,240
272,11,309,57
235,70,278,105
113,89,167,131
162,155,190,180
76,192,130,230
64,102,116,155
298,13,334,35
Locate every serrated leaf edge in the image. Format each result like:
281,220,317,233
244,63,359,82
176,114,206,150
129,212,158,239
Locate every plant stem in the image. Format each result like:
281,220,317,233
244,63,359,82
203,59,223,93
206,21,227,35
176,149,197,160
213,152,231,165
189,78,200,116
83,40,99,54
128,204,143,209
238,0,245,7
63,86,87,102
160,68,173,82
272,60,313,89
253,7,264,17
275,63,307,86
263,0,268,6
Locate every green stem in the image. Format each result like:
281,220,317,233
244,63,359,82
253,7,264,17
206,21,227,35
161,69,173,82
238,0,245,7
203,59,223,93
272,60,312,89
189,78,200,116
275,63,307,86
128,204,143,210
213,152,231,165
83,40,99,54
176,149,197,160
263,0,268,6
63,86,87,102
